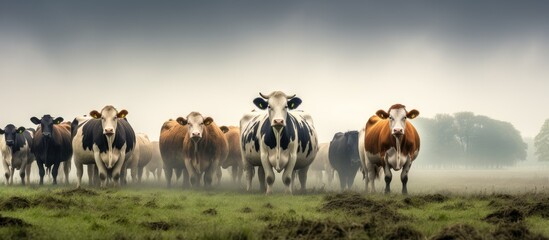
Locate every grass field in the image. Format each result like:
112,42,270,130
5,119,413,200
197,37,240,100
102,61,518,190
1,179,549,240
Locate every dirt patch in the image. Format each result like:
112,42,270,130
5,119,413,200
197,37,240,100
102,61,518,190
115,217,129,225
142,221,171,231
263,203,274,209
491,222,549,240
34,196,70,209
203,208,218,216
403,194,449,207
261,217,361,240
320,192,405,221
241,207,253,213
383,225,423,240
484,207,524,224
0,215,31,227
525,202,549,218
0,196,31,211
430,223,483,240
58,188,98,197
144,199,158,208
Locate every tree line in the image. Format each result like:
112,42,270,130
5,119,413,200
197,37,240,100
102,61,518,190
414,112,527,168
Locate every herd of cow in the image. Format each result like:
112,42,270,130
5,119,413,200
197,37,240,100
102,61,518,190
0,91,420,194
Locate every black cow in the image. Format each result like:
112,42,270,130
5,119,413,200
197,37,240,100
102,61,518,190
329,131,361,190
0,125,35,185
31,115,73,185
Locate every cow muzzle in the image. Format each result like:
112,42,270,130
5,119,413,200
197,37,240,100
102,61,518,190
272,119,285,131
104,128,114,136
43,132,51,138
392,128,404,136
6,140,14,146
191,132,201,142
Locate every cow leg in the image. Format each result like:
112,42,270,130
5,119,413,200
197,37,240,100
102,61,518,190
20,158,27,185
257,166,266,192
401,160,412,195
230,165,238,183
184,159,199,188
298,166,309,193
164,166,173,188
64,160,71,185
156,168,163,182
138,166,144,184
237,165,243,185
366,162,377,193
111,157,126,187
76,162,84,188
281,155,297,195
52,162,60,185
383,164,392,194
25,162,32,185
3,160,10,185
338,169,346,191
38,162,45,185
245,163,255,191
9,167,14,185
347,167,359,190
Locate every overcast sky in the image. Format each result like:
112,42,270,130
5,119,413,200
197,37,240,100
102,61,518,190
1,1,548,142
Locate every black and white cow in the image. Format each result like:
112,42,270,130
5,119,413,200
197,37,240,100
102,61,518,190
329,131,361,191
31,115,72,185
0,125,35,185
71,106,136,187
240,91,318,194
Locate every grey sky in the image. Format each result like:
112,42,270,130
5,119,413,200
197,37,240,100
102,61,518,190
1,1,549,143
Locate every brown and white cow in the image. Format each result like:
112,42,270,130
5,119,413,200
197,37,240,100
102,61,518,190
159,119,189,188
220,126,243,184
359,104,420,194
178,112,228,187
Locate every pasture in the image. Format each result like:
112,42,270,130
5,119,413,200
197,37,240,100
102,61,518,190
1,168,549,239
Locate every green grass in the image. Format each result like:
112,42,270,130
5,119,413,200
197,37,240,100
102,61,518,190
0,185,548,239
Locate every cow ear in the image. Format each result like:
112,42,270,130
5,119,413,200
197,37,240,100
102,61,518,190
176,117,188,125
407,109,419,119
54,117,64,124
30,117,41,125
287,97,302,110
90,110,101,119
220,126,229,133
0,128,4,134
117,109,128,118
376,110,389,119
17,127,26,134
204,117,213,126
253,98,268,110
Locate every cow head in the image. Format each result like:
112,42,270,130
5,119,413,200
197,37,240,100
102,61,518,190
376,104,419,137
177,112,213,143
253,91,302,131
89,105,128,137
31,115,63,139
0,124,26,147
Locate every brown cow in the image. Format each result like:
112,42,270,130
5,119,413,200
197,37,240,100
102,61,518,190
359,104,420,194
219,126,243,184
178,112,228,187
159,119,189,188
145,141,163,182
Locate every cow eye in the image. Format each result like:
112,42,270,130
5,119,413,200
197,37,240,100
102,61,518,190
389,116,394,120
284,106,288,109
403,117,407,120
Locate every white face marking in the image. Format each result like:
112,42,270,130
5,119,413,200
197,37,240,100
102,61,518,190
267,95,289,127
389,108,407,136
101,108,118,136
187,114,205,139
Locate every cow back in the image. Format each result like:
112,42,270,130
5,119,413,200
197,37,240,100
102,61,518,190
221,126,241,168
159,120,187,168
